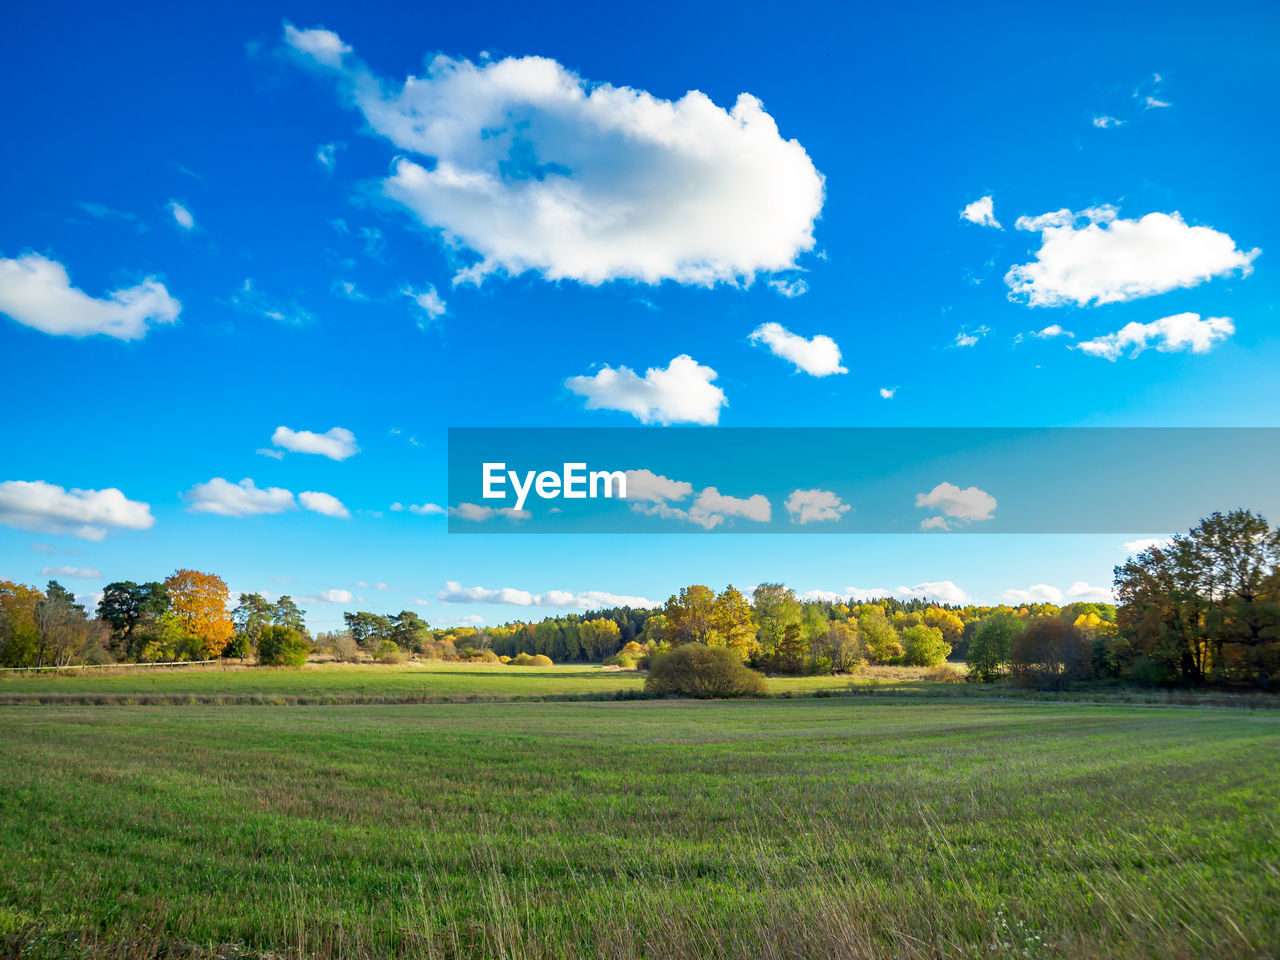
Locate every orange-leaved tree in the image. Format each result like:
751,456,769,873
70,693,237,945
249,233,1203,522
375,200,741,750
164,569,234,658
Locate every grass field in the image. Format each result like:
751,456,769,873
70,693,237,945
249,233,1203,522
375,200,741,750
0,661,941,704
2,696,1278,959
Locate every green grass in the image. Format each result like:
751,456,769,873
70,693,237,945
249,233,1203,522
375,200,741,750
1,698,1278,959
0,661,907,704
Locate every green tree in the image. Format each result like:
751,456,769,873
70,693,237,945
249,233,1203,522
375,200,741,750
232,593,275,648
751,583,802,659
257,625,311,667
901,624,951,666
709,586,758,659
272,596,307,632
858,609,903,664
967,610,1024,682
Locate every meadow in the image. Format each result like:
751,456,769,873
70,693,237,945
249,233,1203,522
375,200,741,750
0,661,949,704
1,695,1278,959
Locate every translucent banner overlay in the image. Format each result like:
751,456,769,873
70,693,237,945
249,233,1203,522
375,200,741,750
447,428,1280,534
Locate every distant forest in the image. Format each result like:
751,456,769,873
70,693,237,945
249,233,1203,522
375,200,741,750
3,509,1278,690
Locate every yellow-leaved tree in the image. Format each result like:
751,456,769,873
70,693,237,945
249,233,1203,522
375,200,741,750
164,569,234,658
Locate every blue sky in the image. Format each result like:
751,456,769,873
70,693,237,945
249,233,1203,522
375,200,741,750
2,0,1277,629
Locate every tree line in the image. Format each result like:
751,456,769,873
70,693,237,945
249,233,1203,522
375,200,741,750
3,509,1277,689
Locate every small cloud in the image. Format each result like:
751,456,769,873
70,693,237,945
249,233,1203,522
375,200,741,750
40,565,102,579
0,480,154,540
231,279,314,326
256,448,286,460
1123,536,1172,553
316,142,342,169
785,489,851,525
915,481,997,531
269,425,359,460
0,253,180,340
1144,96,1171,109
566,354,726,425
307,588,353,604
1002,583,1063,604
748,322,847,376
879,386,897,399
954,325,990,348
166,200,196,231
299,490,350,518
1092,115,1124,129
448,502,531,522
403,284,446,325
185,478,295,517
767,277,809,298
1067,581,1115,603
392,501,445,515
960,195,1001,229
1077,313,1233,361
1032,324,1073,339
623,469,693,504
893,581,970,604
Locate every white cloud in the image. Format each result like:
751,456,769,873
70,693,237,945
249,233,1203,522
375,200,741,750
879,386,897,399
167,201,195,231
785,488,851,524
635,486,771,529
748,322,847,377
308,588,353,604
1144,96,1171,109
1067,581,1115,603
0,253,180,340
1092,115,1124,129
391,501,445,515
316,143,340,169
403,284,446,325
285,26,824,288
1077,312,1233,361
0,480,155,540
893,581,971,605
40,566,102,579
916,481,997,531
231,279,314,326
185,478,296,517
448,502,531,521
566,354,726,425
1033,324,1072,339
1002,584,1064,604
256,448,286,460
961,195,1001,228
1007,206,1258,307
437,581,656,608
954,325,989,347
299,491,350,518
623,469,694,504
1123,537,1172,553
767,277,809,298
269,425,359,460
453,614,486,626
283,24,351,68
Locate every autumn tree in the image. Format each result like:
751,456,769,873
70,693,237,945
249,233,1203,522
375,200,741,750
35,581,106,667
751,583,801,659
858,609,903,664
709,586,758,659
901,624,950,666
0,579,44,667
164,569,234,658
664,585,717,644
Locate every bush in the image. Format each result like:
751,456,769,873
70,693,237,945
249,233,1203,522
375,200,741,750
373,639,405,664
464,648,500,663
1010,618,1092,690
529,654,553,666
645,644,768,698
223,633,251,660
603,653,637,668
901,624,951,666
509,652,533,665
924,663,965,683
317,630,359,662
418,639,457,661
258,626,310,667
498,655,512,663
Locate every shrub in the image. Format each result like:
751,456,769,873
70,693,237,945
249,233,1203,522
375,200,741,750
603,653,637,668
373,639,405,664
258,626,310,667
418,639,457,661
901,624,951,667
645,644,768,698
1010,618,1092,690
509,652,534,665
465,648,500,663
924,663,965,683
498,655,512,663
223,633,251,660
528,654,553,666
